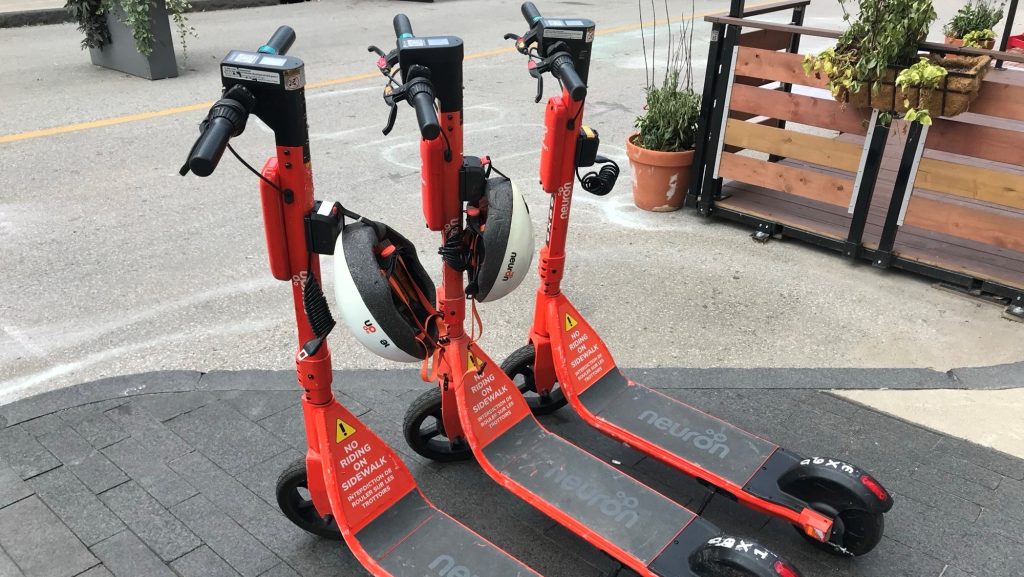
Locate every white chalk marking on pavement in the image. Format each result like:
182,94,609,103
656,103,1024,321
2,325,46,358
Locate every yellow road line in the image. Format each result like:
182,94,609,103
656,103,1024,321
0,4,767,144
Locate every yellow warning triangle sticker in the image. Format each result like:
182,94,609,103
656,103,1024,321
467,349,482,372
564,312,579,332
336,418,356,443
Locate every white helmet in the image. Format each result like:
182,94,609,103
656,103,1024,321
334,220,438,363
466,178,535,302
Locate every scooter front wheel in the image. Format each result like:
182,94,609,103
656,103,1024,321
403,387,473,462
691,535,802,577
501,345,568,416
275,458,343,540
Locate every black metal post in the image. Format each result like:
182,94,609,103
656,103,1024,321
874,121,925,268
697,24,740,216
844,116,890,259
996,0,1019,70
729,0,745,17
687,22,726,209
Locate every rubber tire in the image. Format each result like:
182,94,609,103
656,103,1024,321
789,482,885,556
275,457,342,540
501,344,568,416
402,387,473,462
690,541,798,577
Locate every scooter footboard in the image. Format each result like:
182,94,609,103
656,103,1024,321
356,490,542,577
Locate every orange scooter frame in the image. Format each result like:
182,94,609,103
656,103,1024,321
389,10,803,577
501,3,894,557
182,28,545,577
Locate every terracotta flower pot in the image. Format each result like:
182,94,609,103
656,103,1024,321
625,133,694,212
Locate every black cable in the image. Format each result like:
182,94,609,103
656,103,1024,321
227,143,285,195
576,156,620,196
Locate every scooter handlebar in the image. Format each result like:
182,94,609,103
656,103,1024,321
394,14,413,38
553,56,587,101
188,117,234,177
521,2,542,25
411,88,441,140
260,26,295,55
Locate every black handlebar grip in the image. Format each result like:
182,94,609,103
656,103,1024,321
262,26,295,55
554,58,587,101
521,2,542,24
188,117,235,177
411,91,441,140
394,14,414,38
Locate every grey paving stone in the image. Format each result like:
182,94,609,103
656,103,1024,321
920,451,1003,491
166,404,288,475
257,563,300,577
235,449,304,509
0,496,97,577
28,467,124,547
0,456,33,508
949,527,1023,577
991,476,1024,523
219,390,300,421
0,547,24,577
0,425,60,479
20,414,64,438
257,409,307,451
75,565,114,577
888,471,983,522
103,402,191,461
37,427,127,494
166,451,271,529
102,438,196,507
973,507,1024,546
169,545,240,577
98,482,200,562
171,495,280,577
934,436,1024,481
911,464,998,510
60,411,128,451
129,392,216,423
90,530,176,577
197,371,295,392
0,372,202,427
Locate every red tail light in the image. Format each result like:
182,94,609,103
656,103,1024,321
774,560,800,577
861,474,888,501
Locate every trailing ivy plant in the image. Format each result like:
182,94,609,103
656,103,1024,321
962,28,997,47
65,0,195,58
944,0,1005,40
634,0,702,152
894,57,948,125
803,0,937,102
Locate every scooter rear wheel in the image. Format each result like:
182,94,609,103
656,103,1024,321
501,345,568,416
690,536,802,577
788,483,885,556
275,458,343,540
403,387,473,462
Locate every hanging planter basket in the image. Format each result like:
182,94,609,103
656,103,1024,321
844,54,991,117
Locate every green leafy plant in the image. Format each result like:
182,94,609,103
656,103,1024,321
944,0,1005,39
65,0,195,57
962,28,997,46
634,2,701,152
894,57,948,125
803,0,937,102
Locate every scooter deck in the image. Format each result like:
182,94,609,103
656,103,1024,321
578,370,777,487
356,489,542,577
549,296,779,491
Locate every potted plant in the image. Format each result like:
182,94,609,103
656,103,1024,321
944,0,1005,48
626,5,701,212
803,0,937,112
65,0,194,80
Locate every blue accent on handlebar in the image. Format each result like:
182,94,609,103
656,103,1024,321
257,45,277,54
531,16,541,22
398,33,413,39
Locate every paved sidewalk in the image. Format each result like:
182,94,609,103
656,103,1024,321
2,369,1023,577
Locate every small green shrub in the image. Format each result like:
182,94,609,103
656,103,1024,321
962,29,997,46
944,1,1005,39
65,0,195,57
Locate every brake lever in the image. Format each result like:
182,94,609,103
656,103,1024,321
528,60,544,103
367,45,399,74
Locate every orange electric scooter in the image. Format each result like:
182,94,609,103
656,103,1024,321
180,28,548,577
496,2,894,558
380,13,803,577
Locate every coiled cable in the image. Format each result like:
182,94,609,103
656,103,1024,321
577,155,619,196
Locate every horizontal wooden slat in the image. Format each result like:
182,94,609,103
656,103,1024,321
926,118,1024,166
730,83,869,135
970,79,1024,121
734,46,828,88
915,157,1024,210
722,118,863,172
718,152,854,207
904,194,1024,252
739,29,793,51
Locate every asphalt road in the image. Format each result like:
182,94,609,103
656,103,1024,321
1,0,1021,406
